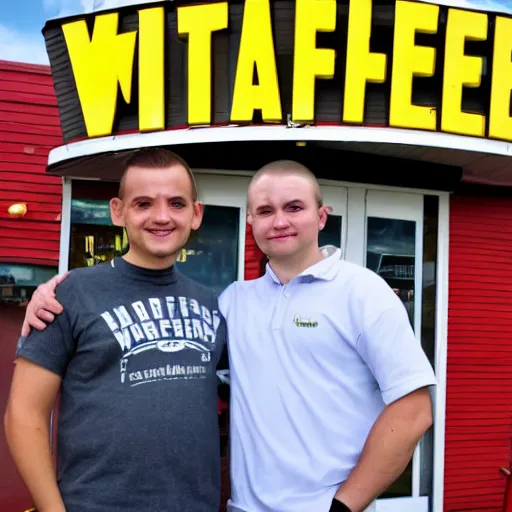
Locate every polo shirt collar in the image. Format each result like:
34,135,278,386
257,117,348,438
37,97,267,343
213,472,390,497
265,245,342,285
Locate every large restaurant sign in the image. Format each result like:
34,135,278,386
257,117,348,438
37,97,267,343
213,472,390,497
43,0,512,143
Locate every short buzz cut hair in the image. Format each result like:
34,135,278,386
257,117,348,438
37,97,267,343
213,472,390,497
118,147,198,201
249,159,323,207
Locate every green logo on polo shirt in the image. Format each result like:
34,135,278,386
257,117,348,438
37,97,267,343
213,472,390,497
293,315,318,328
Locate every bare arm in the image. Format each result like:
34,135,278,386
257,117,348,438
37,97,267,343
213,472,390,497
21,273,69,336
334,387,433,512
4,358,65,512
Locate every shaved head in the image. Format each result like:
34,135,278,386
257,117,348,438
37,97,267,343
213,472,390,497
248,160,322,209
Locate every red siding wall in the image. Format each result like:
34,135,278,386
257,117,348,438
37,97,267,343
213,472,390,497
244,223,265,280
445,195,512,511
0,304,33,511
0,60,62,267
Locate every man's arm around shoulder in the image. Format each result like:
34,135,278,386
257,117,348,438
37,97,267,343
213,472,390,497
4,358,65,512
21,272,69,337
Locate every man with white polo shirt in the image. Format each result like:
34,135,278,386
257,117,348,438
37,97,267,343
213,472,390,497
20,159,436,512
220,161,436,512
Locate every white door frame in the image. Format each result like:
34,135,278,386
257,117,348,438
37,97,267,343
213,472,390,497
58,177,72,275
194,172,251,282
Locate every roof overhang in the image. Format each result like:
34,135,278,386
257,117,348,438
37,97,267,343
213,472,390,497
47,125,512,187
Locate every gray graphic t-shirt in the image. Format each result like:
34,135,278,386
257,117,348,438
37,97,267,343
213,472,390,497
16,257,227,512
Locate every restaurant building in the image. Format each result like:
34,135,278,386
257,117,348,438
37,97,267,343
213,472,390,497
7,0,512,510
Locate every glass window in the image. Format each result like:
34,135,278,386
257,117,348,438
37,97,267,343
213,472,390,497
0,264,57,303
71,199,113,226
175,205,239,294
319,215,342,249
367,217,416,326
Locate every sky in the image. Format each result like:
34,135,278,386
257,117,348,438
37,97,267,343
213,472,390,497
1,0,512,66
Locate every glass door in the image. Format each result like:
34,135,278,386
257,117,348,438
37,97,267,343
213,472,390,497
318,184,348,250
175,173,250,293
349,189,428,512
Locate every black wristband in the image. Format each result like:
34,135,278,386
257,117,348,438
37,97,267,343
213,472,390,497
329,498,352,512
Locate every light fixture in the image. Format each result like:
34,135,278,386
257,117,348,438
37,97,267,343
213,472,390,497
7,203,27,217
296,141,306,147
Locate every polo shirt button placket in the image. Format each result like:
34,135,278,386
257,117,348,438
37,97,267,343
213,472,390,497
272,282,290,330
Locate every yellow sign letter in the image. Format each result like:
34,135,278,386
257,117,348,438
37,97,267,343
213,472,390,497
292,0,336,122
230,0,282,123
389,1,438,131
138,7,165,132
441,8,487,137
343,0,386,124
63,13,137,137
178,2,228,125
489,16,512,141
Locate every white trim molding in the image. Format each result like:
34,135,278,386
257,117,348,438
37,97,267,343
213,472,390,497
432,194,450,512
58,177,72,274
48,125,512,167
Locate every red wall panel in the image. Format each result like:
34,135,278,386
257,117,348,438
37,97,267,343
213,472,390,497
0,304,33,512
244,223,265,280
445,195,512,512
0,60,63,267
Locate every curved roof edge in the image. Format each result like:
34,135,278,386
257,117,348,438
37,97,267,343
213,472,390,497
48,125,512,166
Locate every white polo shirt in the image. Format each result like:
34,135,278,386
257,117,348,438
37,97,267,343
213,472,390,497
219,246,437,512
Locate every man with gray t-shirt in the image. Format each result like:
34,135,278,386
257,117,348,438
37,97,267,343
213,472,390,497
5,149,227,512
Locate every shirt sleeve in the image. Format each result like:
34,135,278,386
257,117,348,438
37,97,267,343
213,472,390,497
215,314,230,402
356,275,437,406
15,280,77,378
216,287,232,400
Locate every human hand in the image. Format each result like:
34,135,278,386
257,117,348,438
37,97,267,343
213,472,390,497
21,272,69,336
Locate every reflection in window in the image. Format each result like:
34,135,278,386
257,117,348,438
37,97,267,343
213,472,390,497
0,264,57,303
71,199,112,225
69,199,125,269
367,217,416,499
367,218,416,327
319,215,342,249
69,200,238,294
175,205,239,294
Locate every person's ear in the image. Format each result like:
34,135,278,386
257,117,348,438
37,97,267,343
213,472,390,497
110,198,125,227
247,212,253,226
318,205,332,231
191,201,204,231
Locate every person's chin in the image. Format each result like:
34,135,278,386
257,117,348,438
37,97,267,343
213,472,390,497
267,244,299,260
146,245,180,259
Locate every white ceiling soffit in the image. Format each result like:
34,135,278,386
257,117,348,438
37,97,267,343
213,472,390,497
46,125,512,187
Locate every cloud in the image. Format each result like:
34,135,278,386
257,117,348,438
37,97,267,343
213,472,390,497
92,0,165,9
0,0,93,64
43,0,152,17
421,0,512,13
0,25,49,65
0,0,158,64
43,0,93,17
